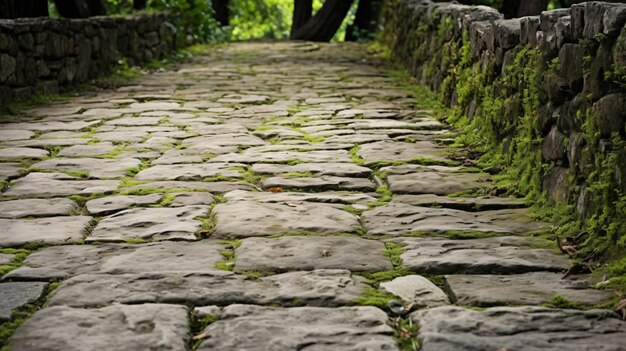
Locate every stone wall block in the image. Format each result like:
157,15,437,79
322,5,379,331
520,16,540,46
540,9,571,58
559,43,585,92
542,125,567,162
592,93,626,136
603,5,626,36
495,18,521,50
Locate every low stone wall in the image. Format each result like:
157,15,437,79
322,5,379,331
0,13,175,102
380,1,625,255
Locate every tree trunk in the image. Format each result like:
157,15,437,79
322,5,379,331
86,0,107,16
0,0,49,18
292,0,354,42
291,0,312,38
211,0,230,26
54,0,92,18
516,0,549,17
133,0,147,10
345,0,382,41
500,0,520,19
501,0,548,18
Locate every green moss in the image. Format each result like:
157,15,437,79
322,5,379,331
239,270,276,279
349,146,365,165
282,172,314,178
351,287,399,310
344,205,366,216
197,213,217,238
125,159,152,177
189,312,220,349
124,238,148,244
159,194,176,207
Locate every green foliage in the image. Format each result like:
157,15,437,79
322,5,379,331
148,0,226,44
229,0,294,40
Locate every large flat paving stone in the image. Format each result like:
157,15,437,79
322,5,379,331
7,304,189,351
4,172,119,197
123,180,255,193
0,162,22,181
135,163,244,181
47,270,365,307
260,175,376,191
31,157,141,179
392,194,527,211
0,147,49,159
0,216,92,247
235,236,391,272
364,203,545,236
411,306,626,351
395,236,569,274
196,304,398,351
224,189,376,204
446,272,615,307
0,130,34,141
357,141,451,165
0,198,78,218
87,206,208,242
380,275,449,307
182,133,266,147
57,142,117,157
85,194,164,215
5,241,225,280
0,282,46,322
252,162,371,177
0,120,101,131
387,172,486,195
210,150,352,163
212,201,361,238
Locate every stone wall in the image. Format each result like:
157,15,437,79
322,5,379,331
0,13,175,102
380,0,626,255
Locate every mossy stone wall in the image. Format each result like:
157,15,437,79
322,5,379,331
0,13,176,103
380,0,626,261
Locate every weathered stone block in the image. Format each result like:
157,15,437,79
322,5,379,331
593,93,626,136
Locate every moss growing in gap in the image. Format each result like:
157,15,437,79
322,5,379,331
215,240,242,271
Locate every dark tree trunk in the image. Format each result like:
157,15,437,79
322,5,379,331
0,0,49,18
133,0,147,10
292,0,354,42
291,0,312,38
500,0,520,19
345,0,382,41
86,0,107,16
501,0,548,18
53,0,93,18
516,0,549,17
211,0,230,26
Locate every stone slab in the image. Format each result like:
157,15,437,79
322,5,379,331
87,206,208,242
0,198,78,218
4,173,119,197
392,194,527,211
57,142,117,157
0,216,92,247
395,236,569,274
387,172,486,195
260,175,376,191
0,162,22,181
210,150,352,163
47,270,365,308
446,272,615,307
31,157,141,179
212,201,361,238
0,130,34,141
7,304,189,351
123,181,255,193
0,120,101,131
0,282,46,322
252,162,371,177
135,163,243,181
364,204,545,236
0,147,48,159
196,304,398,351
356,141,451,164
0,253,13,265
169,192,215,207
223,189,376,204
412,306,626,351
5,241,225,281
380,275,450,307
235,236,392,272
85,194,164,215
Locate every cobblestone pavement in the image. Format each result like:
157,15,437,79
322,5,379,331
1,42,625,350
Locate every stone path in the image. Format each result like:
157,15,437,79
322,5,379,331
1,42,624,350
